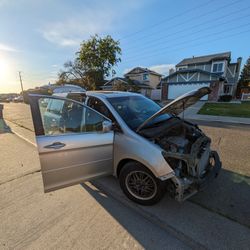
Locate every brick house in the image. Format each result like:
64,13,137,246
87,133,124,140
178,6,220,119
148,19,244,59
161,52,242,101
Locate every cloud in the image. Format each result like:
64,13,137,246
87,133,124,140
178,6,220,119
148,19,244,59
40,8,117,47
149,64,175,76
0,43,18,52
39,0,148,47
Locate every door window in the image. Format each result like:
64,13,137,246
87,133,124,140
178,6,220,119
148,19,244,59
38,98,106,136
67,93,86,103
87,97,115,121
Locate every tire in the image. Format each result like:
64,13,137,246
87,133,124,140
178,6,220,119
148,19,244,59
119,161,165,206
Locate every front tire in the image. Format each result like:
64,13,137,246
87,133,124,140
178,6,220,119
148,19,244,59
119,162,165,206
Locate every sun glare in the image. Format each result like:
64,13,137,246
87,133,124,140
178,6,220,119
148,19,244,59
0,57,9,82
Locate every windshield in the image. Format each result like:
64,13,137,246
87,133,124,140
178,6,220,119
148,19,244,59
107,95,170,130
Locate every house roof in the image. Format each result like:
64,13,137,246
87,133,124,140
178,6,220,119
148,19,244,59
124,67,162,77
104,77,153,89
176,52,231,67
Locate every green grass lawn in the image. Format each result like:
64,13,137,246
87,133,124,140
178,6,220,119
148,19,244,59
198,102,250,118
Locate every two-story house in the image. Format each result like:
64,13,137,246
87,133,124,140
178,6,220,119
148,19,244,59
161,52,242,101
103,67,162,97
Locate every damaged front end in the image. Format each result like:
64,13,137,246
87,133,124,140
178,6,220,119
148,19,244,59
139,117,221,202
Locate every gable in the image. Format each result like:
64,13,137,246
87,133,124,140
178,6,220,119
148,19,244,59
125,67,147,75
125,67,162,77
163,69,220,83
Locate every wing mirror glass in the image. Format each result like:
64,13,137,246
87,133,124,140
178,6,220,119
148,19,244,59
102,120,112,133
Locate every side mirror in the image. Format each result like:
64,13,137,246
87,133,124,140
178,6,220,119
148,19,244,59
102,120,112,133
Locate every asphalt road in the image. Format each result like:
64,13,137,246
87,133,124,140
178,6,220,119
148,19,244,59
1,103,250,249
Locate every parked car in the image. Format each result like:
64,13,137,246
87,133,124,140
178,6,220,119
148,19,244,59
0,97,10,103
29,87,221,205
13,96,24,103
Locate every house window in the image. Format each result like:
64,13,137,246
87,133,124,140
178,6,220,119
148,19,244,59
177,66,187,71
212,62,224,73
143,74,149,81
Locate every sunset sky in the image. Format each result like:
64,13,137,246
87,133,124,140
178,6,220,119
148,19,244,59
0,0,250,93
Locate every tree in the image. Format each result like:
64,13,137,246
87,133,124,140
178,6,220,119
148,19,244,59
57,60,93,89
238,57,250,88
58,35,121,90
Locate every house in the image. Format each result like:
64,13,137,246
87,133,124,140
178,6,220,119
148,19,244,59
161,52,242,101
102,77,152,93
103,67,162,98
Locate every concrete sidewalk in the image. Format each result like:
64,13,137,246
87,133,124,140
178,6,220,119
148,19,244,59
182,101,250,125
1,131,190,249
1,123,250,250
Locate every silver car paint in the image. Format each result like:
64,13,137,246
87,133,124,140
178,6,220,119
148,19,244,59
86,92,175,179
32,92,176,193
37,124,114,192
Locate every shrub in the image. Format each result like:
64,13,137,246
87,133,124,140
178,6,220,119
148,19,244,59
218,95,232,102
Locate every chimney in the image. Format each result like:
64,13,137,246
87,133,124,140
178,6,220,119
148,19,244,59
236,57,242,73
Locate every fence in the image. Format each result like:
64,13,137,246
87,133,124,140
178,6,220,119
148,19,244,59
241,93,250,101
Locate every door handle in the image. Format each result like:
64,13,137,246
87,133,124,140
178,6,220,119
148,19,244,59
44,142,66,149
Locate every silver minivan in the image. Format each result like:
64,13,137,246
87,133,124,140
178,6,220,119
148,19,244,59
29,87,221,205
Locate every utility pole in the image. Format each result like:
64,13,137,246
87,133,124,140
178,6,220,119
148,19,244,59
18,71,24,102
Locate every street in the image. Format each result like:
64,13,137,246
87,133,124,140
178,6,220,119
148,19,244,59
1,103,250,249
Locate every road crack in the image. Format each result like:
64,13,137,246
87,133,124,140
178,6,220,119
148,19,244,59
0,169,41,186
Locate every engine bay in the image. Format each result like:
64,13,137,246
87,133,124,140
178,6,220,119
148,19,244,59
138,117,213,201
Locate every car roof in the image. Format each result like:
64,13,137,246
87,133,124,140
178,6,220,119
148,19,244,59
86,91,142,99
53,91,86,97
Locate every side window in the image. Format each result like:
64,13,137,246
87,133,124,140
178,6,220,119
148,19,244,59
67,93,86,103
47,99,64,115
88,97,114,121
38,97,105,136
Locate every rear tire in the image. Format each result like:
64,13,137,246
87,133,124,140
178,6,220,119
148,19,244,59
119,161,165,206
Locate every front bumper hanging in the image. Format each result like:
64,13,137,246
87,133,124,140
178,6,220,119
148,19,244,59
197,150,222,190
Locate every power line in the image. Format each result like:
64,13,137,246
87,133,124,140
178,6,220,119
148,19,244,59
124,22,250,61
125,27,250,64
123,6,250,53
124,14,250,59
121,0,242,43
119,0,217,40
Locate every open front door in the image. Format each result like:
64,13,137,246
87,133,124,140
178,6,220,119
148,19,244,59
29,95,114,192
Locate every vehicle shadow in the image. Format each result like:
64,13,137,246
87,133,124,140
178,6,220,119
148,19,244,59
0,118,12,134
81,182,189,249
82,167,250,231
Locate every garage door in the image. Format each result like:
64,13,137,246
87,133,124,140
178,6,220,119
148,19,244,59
168,83,210,100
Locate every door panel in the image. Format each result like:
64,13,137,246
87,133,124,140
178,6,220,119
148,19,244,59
29,95,114,192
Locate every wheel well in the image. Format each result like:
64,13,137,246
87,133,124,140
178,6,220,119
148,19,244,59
116,159,139,177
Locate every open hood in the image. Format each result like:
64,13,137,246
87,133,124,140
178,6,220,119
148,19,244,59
136,87,211,132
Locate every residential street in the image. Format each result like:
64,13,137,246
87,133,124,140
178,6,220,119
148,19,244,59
1,103,250,249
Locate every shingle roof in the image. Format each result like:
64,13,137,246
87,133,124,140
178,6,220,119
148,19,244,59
104,77,152,88
176,52,231,67
124,67,162,76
